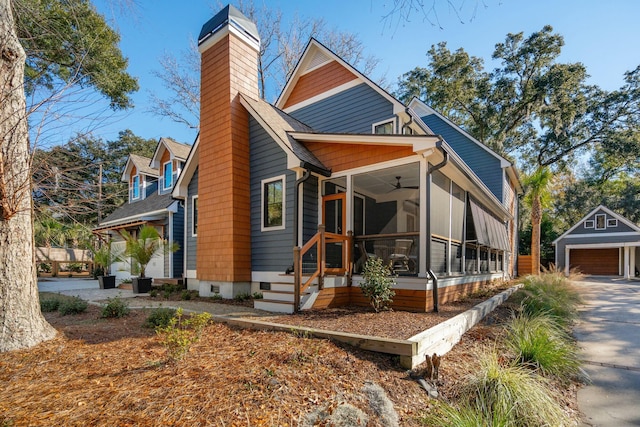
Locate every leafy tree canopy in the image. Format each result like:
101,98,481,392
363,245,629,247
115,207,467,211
13,0,138,110
33,130,158,224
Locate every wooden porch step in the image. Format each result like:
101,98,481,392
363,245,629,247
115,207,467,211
118,283,132,290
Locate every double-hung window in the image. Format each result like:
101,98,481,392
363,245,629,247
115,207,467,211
262,175,285,231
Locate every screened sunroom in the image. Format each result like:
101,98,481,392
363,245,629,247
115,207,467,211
318,160,510,279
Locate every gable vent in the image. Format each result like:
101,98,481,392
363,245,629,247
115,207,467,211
303,50,331,74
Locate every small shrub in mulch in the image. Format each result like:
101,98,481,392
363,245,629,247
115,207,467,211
156,308,212,361
58,296,88,315
40,298,61,313
143,307,177,329
361,257,395,312
101,296,130,318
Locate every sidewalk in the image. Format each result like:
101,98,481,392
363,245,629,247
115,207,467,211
574,276,640,427
37,277,271,318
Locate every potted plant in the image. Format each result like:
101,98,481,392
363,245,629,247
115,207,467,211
92,242,123,289
121,225,179,294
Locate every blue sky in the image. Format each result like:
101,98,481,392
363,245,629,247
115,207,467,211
83,0,640,146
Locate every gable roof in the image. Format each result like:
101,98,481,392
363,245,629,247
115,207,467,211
409,98,522,195
240,94,330,175
553,205,640,244
121,154,157,182
276,38,405,115
150,137,191,168
173,135,200,199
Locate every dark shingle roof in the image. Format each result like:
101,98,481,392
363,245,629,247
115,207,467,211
240,94,328,173
98,192,175,227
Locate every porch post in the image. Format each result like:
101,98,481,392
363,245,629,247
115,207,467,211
564,247,570,276
624,246,630,279
418,159,428,277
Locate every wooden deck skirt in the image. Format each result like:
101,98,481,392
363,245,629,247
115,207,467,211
214,283,521,369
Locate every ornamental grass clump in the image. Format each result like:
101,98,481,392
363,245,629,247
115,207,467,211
458,351,569,427
512,271,582,328
361,257,396,312
505,313,581,382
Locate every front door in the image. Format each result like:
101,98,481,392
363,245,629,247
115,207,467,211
322,193,346,269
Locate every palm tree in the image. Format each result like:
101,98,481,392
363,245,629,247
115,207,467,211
523,166,552,275
120,225,178,278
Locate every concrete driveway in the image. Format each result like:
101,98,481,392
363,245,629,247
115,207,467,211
574,276,640,426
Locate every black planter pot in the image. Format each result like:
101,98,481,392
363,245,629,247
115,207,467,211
132,277,153,294
98,275,116,289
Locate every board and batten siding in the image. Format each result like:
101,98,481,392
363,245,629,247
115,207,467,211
422,114,503,201
186,167,198,271
249,117,295,272
289,83,394,134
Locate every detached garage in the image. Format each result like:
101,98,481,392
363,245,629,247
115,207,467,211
553,205,640,279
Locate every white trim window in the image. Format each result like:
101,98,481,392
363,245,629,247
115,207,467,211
372,118,395,135
607,218,618,228
163,161,173,191
192,195,198,237
595,214,606,230
261,175,286,231
131,175,140,201
584,220,594,229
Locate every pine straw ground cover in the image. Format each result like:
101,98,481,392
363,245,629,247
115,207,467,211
0,288,581,426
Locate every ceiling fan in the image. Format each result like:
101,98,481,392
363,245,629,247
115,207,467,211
390,176,419,191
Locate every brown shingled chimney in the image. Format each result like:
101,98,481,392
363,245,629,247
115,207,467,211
196,5,259,296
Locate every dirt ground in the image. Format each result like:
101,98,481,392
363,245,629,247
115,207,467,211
0,289,581,426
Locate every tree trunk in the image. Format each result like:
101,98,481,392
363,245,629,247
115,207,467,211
530,194,542,276
0,0,56,352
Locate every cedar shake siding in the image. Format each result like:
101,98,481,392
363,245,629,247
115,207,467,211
197,24,258,283
283,60,358,109
421,114,504,201
288,83,395,134
186,167,198,271
249,116,295,272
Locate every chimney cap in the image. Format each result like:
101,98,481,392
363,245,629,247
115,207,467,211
198,4,259,47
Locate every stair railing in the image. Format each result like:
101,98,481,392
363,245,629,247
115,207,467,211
293,225,352,312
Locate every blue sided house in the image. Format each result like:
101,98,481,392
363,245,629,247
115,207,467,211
171,5,523,313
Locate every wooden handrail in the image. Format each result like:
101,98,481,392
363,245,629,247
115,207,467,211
293,224,353,312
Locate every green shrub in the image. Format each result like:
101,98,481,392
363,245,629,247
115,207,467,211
181,290,198,300
40,298,61,312
101,296,130,318
58,296,88,315
252,292,263,300
149,289,159,298
156,308,212,361
458,351,569,427
144,307,177,329
210,293,222,301
361,257,396,312
235,292,252,301
163,290,172,299
505,313,581,381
